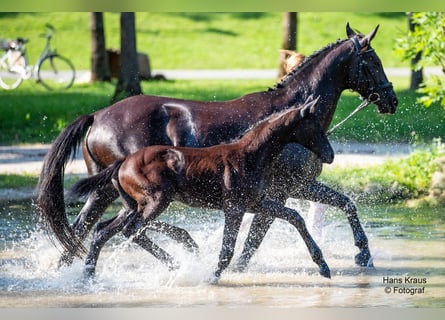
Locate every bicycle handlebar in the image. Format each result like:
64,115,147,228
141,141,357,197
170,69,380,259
40,23,55,40
45,23,55,32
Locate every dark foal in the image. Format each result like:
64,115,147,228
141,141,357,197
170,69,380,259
69,97,334,283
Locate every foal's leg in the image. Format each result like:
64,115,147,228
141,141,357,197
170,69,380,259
145,220,199,254
211,207,245,283
255,196,331,278
121,190,180,271
121,214,179,271
234,214,275,272
299,181,372,267
84,209,131,278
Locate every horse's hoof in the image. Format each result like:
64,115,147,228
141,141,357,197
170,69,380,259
355,250,373,267
319,262,331,279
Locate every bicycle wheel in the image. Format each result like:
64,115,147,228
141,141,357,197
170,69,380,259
37,54,75,90
0,52,24,90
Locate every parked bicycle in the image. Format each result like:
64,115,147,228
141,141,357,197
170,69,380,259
0,23,75,90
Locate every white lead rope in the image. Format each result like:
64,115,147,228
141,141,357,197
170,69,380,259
326,97,374,136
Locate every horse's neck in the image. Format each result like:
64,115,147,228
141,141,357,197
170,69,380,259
271,44,351,131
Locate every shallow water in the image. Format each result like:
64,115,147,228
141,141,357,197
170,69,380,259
1,200,444,308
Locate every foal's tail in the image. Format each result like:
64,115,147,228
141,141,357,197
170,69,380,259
36,115,94,258
68,159,124,198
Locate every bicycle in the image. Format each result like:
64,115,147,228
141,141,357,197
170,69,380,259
0,23,75,90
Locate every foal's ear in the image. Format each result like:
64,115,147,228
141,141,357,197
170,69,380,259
298,95,320,118
164,149,185,174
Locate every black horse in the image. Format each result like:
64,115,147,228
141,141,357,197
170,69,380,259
69,98,334,282
37,24,397,268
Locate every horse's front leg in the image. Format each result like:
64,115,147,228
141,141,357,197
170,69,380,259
212,206,244,284
300,181,373,267
256,196,330,278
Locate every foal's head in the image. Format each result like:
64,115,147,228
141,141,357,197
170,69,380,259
286,98,334,164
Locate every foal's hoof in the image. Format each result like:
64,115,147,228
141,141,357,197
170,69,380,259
167,260,181,271
355,250,374,268
207,271,221,285
319,262,331,279
83,265,96,280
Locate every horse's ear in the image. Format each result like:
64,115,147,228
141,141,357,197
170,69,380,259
346,22,356,38
359,24,379,49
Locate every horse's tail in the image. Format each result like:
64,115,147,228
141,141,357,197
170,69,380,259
68,159,124,198
36,114,94,258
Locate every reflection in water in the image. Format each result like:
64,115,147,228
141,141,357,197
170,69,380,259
1,200,444,307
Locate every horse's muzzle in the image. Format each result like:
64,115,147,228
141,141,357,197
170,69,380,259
376,92,398,114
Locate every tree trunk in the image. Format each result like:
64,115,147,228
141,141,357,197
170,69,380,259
408,12,423,90
112,12,142,103
90,12,111,82
278,12,298,78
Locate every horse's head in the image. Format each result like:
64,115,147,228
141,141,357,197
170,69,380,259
346,23,398,114
289,97,334,164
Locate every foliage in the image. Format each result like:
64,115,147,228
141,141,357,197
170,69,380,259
394,12,445,109
320,139,445,204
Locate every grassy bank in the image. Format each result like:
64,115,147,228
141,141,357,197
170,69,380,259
1,77,444,145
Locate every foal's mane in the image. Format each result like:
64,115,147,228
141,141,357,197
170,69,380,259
235,106,303,151
270,38,350,91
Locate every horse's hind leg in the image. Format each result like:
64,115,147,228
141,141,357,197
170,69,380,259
300,181,372,267
58,185,119,268
256,196,331,278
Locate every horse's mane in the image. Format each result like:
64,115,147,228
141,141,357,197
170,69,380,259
269,38,350,91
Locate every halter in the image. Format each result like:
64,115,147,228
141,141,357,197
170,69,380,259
326,37,392,136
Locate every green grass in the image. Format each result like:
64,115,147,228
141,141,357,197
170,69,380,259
320,142,445,204
0,12,407,70
0,173,38,189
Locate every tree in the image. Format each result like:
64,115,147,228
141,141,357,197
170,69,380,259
90,12,111,82
112,12,142,103
394,12,445,109
407,12,423,90
278,12,298,78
